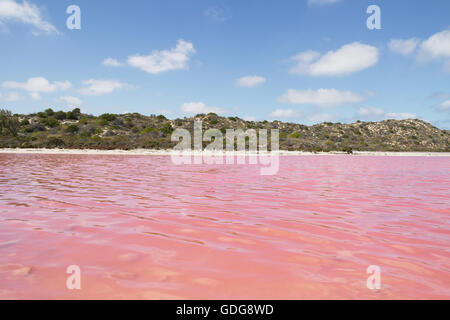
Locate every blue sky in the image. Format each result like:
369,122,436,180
1,0,450,128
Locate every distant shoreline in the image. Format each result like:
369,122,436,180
1,148,449,157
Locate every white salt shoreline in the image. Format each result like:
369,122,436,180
0,148,449,157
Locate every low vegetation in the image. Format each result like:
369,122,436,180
0,108,449,152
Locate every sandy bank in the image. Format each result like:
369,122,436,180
0,148,449,157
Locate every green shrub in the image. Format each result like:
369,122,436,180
0,109,20,136
97,118,108,126
141,127,155,134
24,123,46,133
42,117,59,128
45,108,54,116
160,123,173,135
55,111,67,120
79,117,89,125
66,111,79,120
66,124,79,134
46,137,65,148
80,131,91,138
99,113,116,122
156,114,167,121
342,146,353,154
290,132,301,139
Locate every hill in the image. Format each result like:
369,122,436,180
0,108,449,152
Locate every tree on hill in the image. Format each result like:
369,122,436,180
0,109,20,136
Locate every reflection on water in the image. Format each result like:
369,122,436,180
0,154,449,299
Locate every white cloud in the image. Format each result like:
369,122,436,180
3,77,70,92
357,107,385,118
102,58,123,67
30,92,41,100
127,39,196,74
204,5,231,22
2,91,21,102
57,95,83,107
418,29,450,61
278,88,364,107
236,76,266,88
80,79,127,96
356,107,417,120
0,0,58,34
289,42,379,76
388,38,420,55
180,102,224,114
268,109,295,119
55,81,71,91
2,77,71,99
444,60,450,73
437,100,450,112
385,112,417,120
308,0,342,6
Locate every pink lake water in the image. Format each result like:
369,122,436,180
0,153,449,299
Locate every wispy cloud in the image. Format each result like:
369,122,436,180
278,88,364,107
268,108,298,119
236,76,266,88
0,0,58,34
204,5,232,22
385,112,417,120
102,58,123,67
57,95,83,107
1,91,21,102
356,107,417,121
437,100,450,112
80,79,127,96
388,38,420,56
180,102,224,115
357,107,385,118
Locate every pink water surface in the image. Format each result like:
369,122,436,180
0,153,449,299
